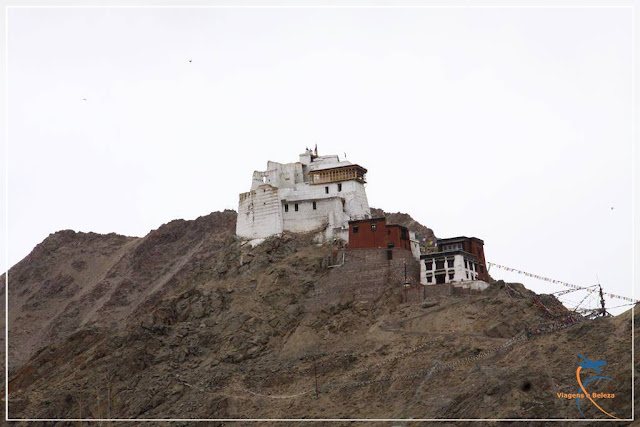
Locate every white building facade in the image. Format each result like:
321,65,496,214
420,251,481,285
236,148,372,241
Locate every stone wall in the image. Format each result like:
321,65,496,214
306,248,420,310
236,184,283,239
282,197,343,235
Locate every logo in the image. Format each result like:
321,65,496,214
556,354,621,419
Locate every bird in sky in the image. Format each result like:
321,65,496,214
189,59,192,63
611,207,614,210
82,98,87,101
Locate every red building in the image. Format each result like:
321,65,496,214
348,218,412,251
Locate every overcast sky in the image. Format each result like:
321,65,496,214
3,5,636,314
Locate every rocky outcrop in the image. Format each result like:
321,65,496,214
6,210,237,371
5,209,635,421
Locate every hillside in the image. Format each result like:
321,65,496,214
4,210,236,371
3,210,636,423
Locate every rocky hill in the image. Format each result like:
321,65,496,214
3,210,637,423
4,210,237,371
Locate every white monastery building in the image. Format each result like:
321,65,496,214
236,148,372,241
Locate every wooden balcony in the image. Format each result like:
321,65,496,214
308,165,367,185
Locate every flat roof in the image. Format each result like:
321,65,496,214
308,164,368,174
437,236,484,244
420,249,480,261
348,217,386,224
386,223,409,231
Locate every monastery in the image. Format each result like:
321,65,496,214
236,147,371,241
236,148,488,290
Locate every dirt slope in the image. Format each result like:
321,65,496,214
4,210,236,371
4,210,635,423
6,239,635,422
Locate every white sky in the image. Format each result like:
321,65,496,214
2,5,637,314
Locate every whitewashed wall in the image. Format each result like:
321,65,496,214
236,184,283,239
237,153,371,241
420,253,480,286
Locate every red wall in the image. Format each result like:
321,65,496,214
468,240,489,281
348,219,411,251
460,239,488,281
386,225,412,251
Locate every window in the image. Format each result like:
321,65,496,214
294,203,299,212
464,260,468,269
313,201,317,210
325,186,329,194
371,223,377,231
353,226,359,234
284,204,289,213
426,275,432,283
338,183,342,192
448,272,455,280
401,229,408,240
424,261,432,270
447,259,454,268
466,272,469,279
435,259,445,270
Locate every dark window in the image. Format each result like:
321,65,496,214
448,272,455,280
425,261,432,270
371,223,377,231
284,204,289,212
426,275,432,283
313,201,317,210
435,259,445,270
436,273,446,284
466,272,469,279
464,260,468,269
353,226,359,234
447,259,454,268
338,183,342,192
401,229,408,240
325,186,329,194
294,203,299,212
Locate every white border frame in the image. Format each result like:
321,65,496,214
3,2,636,422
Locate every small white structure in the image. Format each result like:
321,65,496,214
421,252,482,285
236,148,371,241
409,231,421,260
419,236,489,288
